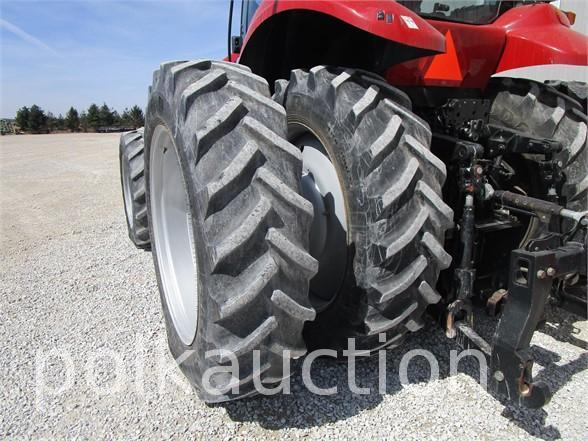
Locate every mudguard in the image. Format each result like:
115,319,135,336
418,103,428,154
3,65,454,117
494,3,587,74
387,3,587,89
240,0,445,59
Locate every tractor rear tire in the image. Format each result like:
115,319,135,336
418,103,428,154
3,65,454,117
275,67,454,353
489,78,587,214
144,60,317,402
119,128,150,249
544,80,587,114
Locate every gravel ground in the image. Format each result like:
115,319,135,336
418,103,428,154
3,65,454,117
1,133,587,440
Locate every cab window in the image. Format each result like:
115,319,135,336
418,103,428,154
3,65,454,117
241,0,261,36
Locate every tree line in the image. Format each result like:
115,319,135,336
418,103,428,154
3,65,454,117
14,103,145,134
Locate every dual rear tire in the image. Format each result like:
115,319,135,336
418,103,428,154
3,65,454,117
118,61,452,401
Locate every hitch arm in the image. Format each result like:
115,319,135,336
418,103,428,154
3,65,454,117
494,190,588,225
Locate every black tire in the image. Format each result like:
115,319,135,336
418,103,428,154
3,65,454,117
489,78,587,214
119,128,150,249
544,80,588,114
144,60,317,402
275,67,454,353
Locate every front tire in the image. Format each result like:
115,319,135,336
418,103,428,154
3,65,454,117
145,60,317,402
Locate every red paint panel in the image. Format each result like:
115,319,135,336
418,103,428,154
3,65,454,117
386,20,505,88
494,4,587,73
387,3,587,89
240,0,445,58
225,53,240,63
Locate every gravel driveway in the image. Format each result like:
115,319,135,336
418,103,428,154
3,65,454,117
1,133,587,440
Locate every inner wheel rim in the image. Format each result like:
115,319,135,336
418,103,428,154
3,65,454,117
150,126,198,345
291,128,348,307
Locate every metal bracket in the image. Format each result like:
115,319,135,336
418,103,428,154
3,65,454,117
490,248,555,407
491,244,585,408
453,243,585,408
437,99,492,141
486,124,562,158
486,124,564,196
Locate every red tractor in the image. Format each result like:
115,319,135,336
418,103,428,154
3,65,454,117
119,0,587,406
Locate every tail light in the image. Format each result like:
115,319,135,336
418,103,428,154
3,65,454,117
556,8,576,26
564,11,577,26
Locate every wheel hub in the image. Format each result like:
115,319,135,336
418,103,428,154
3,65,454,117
292,131,348,308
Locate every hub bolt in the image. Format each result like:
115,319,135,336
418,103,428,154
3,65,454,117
547,267,556,277
494,371,505,382
537,270,547,280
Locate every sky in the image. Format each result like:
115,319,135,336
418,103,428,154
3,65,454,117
0,0,232,118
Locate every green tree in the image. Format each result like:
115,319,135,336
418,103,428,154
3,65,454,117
66,107,80,132
80,111,89,132
56,114,66,131
15,106,30,132
87,104,101,131
111,110,121,127
128,105,144,129
120,108,131,127
99,103,114,127
46,112,56,133
28,105,48,133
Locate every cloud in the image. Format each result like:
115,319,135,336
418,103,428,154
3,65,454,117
0,18,59,56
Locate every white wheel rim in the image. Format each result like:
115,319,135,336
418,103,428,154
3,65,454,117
150,125,198,345
302,144,348,232
292,129,348,306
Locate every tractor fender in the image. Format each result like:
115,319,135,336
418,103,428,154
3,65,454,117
494,3,587,74
242,0,444,55
238,0,444,84
386,3,586,90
